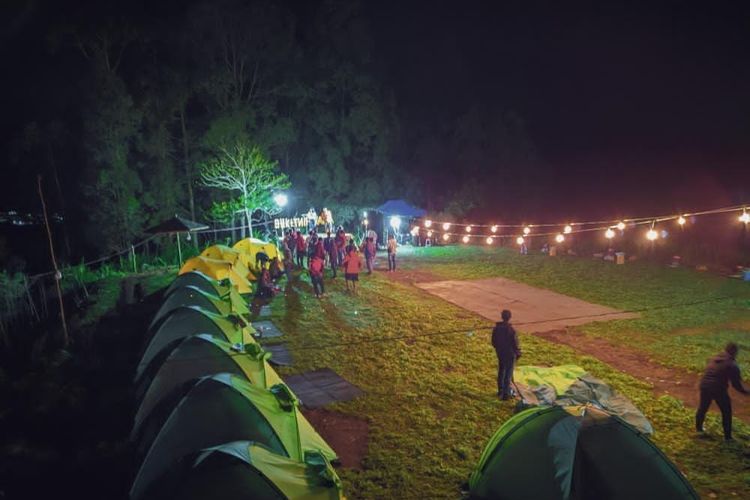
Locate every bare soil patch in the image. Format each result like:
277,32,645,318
534,329,750,422
302,408,369,469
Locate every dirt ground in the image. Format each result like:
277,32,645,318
534,329,750,422
301,408,369,469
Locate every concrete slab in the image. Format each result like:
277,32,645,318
415,277,639,333
265,343,293,366
259,305,272,317
284,368,364,408
252,320,283,338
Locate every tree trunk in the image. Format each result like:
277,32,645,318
179,106,196,222
245,208,253,239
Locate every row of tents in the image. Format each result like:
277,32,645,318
129,238,344,499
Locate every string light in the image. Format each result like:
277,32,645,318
646,221,659,241
616,221,626,231
442,233,450,241
516,236,525,245
442,222,451,231
605,228,615,239
485,236,493,245
465,225,472,233
427,230,433,238
462,235,470,243
523,226,531,235
563,224,573,234
740,209,750,224
425,220,433,228
677,215,686,226
491,225,498,233
410,226,419,236
555,234,565,243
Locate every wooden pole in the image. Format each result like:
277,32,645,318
176,232,182,265
37,175,69,347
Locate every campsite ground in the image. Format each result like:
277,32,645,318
3,246,750,499
270,246,750,498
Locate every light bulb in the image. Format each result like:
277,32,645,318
563,224,572,234
555,234,565,243
740,211,750,224
491,225,498,233
427,230,433,237
442,222,451,231
442,233,450,241
646,229,658,241
462,235,470,243
523,226,531,235
605,228,615,239
516,236,525,245
677,215,686,226
425,220,432,228
616,221,626,231
486,236,493,245
465,225,472,233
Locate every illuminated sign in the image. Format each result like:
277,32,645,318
273,216,308,230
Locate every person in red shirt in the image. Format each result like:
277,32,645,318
309,255,325,298
342,245,362,294
295,230,306,268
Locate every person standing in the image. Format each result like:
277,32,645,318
309,255,325,298
324,231,338,278
295,230,306,268
387,233,397,272
363,237,375,274
335,228,347,266
492,309,521,400
696,342,749,441
342,245,362,294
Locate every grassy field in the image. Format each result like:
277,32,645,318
267,246,750,499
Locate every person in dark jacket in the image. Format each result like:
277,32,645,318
696,342,748,440
491,309,521,400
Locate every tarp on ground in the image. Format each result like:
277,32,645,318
134,335,284,432
136,306,256,381
150,285,250,330
375,199,427,217
179,256,254,293
130,374,338,499
469,405,698,500
165,271,229,297
233,238,283,274
134,441,343,500
513,365,653,434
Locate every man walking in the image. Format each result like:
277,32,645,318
696,342,748,441
492,309,521,400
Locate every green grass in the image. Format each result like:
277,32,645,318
400,245,750,374
267,253,750,499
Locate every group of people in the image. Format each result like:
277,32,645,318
278,227,397,298
491,309,748,441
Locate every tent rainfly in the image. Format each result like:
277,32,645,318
150,285,250,330
179,256,254,293
165,271,229,298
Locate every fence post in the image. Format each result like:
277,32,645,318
131,244,137,273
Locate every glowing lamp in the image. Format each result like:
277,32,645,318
363,218,369,226
442,222,451,231
465,225,472,233
740,210,750,224
555,234,565,243
563,224,573,234
442,233,450,241
427,230,433,238
462,235,470,243
523,226,531,235
491,225,498,233
677,215,686,226
425,219,433,228
486,236,493,245
616,221,626,231
389,216,401,230
646,229,658,241
273,193,288,207
516,236,525,245
605,228,615,239
363,211,367,217
410,226,419,236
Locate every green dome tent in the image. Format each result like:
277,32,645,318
469,405,698,500
165,270,230,297
135,441,343,500
136,306,255,380
150,285,250,330
133,335,284,432
130,374,338,500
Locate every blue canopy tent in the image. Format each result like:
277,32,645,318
375,200,427,245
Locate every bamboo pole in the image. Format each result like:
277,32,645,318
37,175,69,347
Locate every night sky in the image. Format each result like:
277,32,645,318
3,0,750,217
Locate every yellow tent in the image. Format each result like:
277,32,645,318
179,257,253,294
200,244,256,273
233,238,282,273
